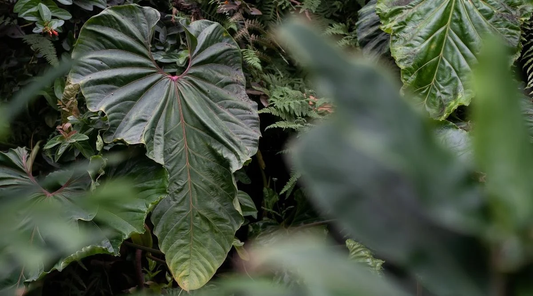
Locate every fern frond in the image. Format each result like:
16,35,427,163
242,48,262,71
324,22,357,48
254,49,273,63
521,15,533,92
280,171,301,196
244,19,266,32
257,0,277,23
234,27,249,42
346,239,384,274
264,121,305,131
314,0,343,18
229,12,244,23
22,34,58,66
300,0,321,13
324,22,348,36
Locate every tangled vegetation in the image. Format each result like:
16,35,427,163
4,0,533,295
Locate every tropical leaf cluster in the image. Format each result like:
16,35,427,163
5,0,533,295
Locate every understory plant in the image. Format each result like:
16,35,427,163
191,18,533,296
7,0,533,295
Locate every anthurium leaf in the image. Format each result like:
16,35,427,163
69,5,260,291
281,21,490,296
376,0,524,119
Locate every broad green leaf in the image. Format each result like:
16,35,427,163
376,0,524,119
435,122,472,166
52,155,168,273
57,0,73,5
72,0,106,11
237,190,257,219
280,21,489,296
69,5,260,290
15,0,72,21
0,147,93,286
37,3,51,22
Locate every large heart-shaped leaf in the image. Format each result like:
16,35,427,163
69,5,260,291
376,0,524,119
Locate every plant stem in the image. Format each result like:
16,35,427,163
490,246,506,296
123,241,165,256
293,219,336,229
147,254,167,265
135,249,144,290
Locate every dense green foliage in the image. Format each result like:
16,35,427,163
4,0,533,295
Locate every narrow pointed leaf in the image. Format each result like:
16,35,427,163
376,0,524,119
69,5,260,290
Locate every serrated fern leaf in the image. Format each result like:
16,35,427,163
346,239,384,274
242,48,262,71
22,34,58,66
264,121,305,131
300,0,321,13
324,22,357,48
280,171,301,196
324,22,348,36
522,15,533,93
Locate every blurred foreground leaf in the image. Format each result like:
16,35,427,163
281,21,489,296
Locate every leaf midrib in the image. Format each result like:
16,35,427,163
422,0,456,107
172,78,195,287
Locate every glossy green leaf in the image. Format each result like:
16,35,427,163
377,0,524,119
52,156,168,273
72,0,106,11
281,21,489,296
69,5,260,290
0,147,93,286
14,0,72,21
237,190,257,219
37,3,51,22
